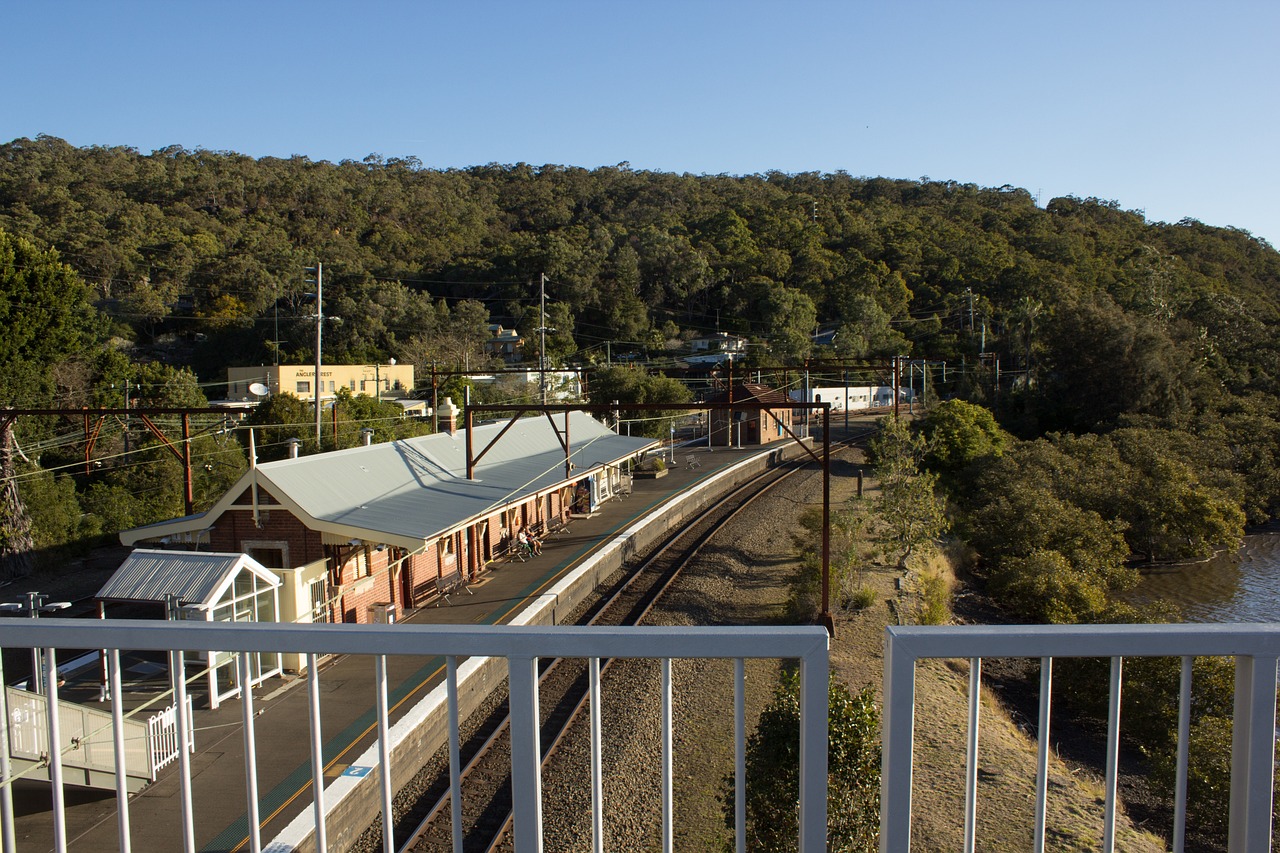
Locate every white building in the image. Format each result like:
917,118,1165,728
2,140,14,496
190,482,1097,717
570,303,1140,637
789,385,913,412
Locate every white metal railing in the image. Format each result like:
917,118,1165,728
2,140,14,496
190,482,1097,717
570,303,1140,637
882,623,1280,853
0,619,829,853
4,685,191,788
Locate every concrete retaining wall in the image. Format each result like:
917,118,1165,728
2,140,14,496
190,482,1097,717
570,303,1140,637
266,441,809,852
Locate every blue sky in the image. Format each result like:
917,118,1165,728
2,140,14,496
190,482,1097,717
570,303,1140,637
4,1,1279,245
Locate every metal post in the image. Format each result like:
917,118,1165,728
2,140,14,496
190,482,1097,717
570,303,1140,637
311,263,323,446
590,658,604,853
168,595,196,853
306,654,328,852
508,655,543,851
1173,656,1192,853
46,646,66,853
820,408,832,634
661,658,673,853
375,656,393,853
963,658,981,853
539,273,548,405
448,657,463,853
108,649,130,853
1033,657,1052,853
0,652,15,853
1103,657,1123,853
734,658,746,853
25,592,42,694
238,653,262,853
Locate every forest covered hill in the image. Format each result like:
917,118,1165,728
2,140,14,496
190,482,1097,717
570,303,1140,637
2,134,1279,566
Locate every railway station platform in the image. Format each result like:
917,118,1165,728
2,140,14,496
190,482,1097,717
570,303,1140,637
14,440,811,852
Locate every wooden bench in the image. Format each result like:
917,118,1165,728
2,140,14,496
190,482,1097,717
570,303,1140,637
434,567,472,606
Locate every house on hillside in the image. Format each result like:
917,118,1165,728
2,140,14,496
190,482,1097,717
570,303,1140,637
118,411,657,633
226,363,415,404
703,383,794,447
683,332,746,366
484,324,524,363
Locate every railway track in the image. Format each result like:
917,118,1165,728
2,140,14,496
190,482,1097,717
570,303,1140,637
364,429,872,852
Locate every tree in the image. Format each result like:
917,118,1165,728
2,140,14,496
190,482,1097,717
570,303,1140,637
918,399,1007,474
585,366,691,438
728,672,879,852
329,387,432,448
243,393,320,461
0,231,99,577
747,277,817,362
867,417,949,570
0,229,99,405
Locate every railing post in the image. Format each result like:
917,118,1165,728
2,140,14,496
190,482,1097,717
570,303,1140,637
238,653,262,853
0,652,16,853
447,656,463,853
1228,653,1278,853
1033,657,1053,853
375,656,393,853
963,658,981,853
734,658,746,853
1173,656,1192,853
108,649,131,853
45,647,66,853
1103,657,1123,853
881,632,916,852
508,655,543,851
171,648,196,853
799,645,828,852
590,657,604,853
306,654,327,853
661,658,673,853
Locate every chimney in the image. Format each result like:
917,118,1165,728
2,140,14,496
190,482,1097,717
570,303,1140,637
437,396,460,434
360,427,374,446
286,437,302,458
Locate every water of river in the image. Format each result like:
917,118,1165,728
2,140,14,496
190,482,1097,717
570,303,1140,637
1126,530,1280,622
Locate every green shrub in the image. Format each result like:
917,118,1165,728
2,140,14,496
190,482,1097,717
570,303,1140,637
846,585,877,611
725,672,880,852
915,570,951,625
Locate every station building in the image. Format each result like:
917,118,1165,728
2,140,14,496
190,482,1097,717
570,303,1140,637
703,382,795,446
118,411,657,640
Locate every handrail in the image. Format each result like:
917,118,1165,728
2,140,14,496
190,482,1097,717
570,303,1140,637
882,623,1280,853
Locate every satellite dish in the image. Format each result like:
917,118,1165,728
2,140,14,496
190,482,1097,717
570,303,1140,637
249,383,270,396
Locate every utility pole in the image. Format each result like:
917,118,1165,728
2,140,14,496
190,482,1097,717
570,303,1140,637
539,273,548,405
306,263,323,446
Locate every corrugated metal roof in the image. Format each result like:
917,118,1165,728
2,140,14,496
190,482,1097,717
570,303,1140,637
120,411,659,549
97,549,279,607
254,411,656,547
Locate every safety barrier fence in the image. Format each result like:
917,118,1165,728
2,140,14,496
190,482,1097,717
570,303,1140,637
882,623,1280,853
0,619,829,853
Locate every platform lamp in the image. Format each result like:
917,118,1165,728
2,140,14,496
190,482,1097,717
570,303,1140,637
0,593,71,694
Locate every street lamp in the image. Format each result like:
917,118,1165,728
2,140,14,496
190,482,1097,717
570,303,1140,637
669,423,676,464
